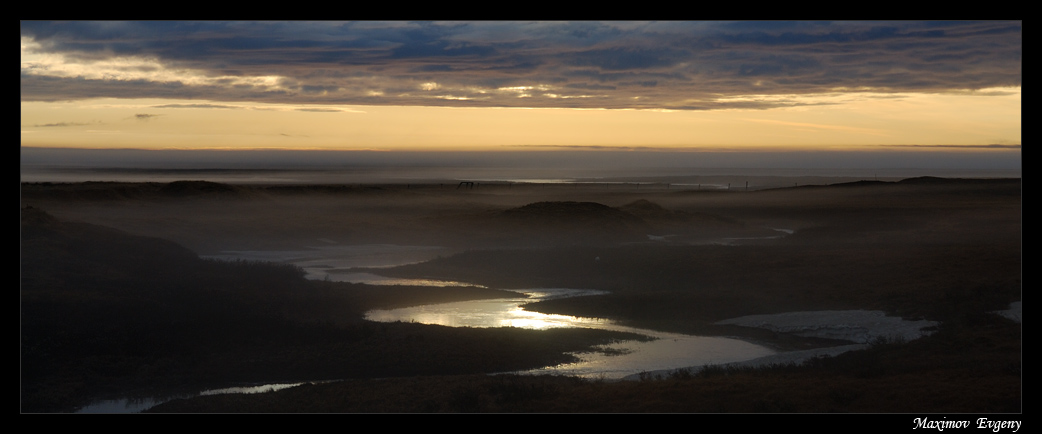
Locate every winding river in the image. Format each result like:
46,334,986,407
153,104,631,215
75,242,782,412
208,243,782,379
364,287,776,379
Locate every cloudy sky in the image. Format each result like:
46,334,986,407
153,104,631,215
20,21,1021,169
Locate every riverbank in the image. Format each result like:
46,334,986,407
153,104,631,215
22,177,1021,412
146,310,1021,412
624,304,1021,381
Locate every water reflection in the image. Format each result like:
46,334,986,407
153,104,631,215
528,333,775,379
143,245,774,404
365,288,776,379
76,396,171,414
199,382,305,396
204,244,457,284
366,289,610,329
325,271,480,287
74,382,316,414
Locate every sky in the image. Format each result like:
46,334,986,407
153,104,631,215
20,21,1021,173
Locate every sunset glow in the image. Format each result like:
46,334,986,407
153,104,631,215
20,89,1021,152
20,21,1021,169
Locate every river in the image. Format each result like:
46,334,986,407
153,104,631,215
209,244,781,380
208,244,780,379
364,287,776,379
78,244,775,412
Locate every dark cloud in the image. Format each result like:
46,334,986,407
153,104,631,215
566,47,684,71
31,121,98,127
565,83,617,90
879,144,1021,149
294,107,342,112
151,103,242,109
391,40,497,59
507,144,691,151
20,21,1021,110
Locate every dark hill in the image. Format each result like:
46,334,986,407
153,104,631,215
495,201,649,246
897,176,957,184
21,180,253,202
615,199,744,236
21,207,318,412
500,201,647,229
827,180,891,188
899,176,1021,184
616,199,674,218
21,206,203,289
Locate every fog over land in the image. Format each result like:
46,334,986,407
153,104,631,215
20,20,1021,415
20,147,1022,186
21,168,1021,413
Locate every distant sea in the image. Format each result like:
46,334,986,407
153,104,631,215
19,165,1022,192
20,146,1021,187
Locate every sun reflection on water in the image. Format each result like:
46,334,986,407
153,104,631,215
365,288,777,379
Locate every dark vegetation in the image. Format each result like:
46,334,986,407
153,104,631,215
490,201,649,246
150,314,1021,412
21,177,1021,412
382,242,1020,337
20,207,642,413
